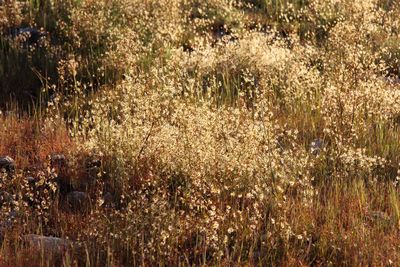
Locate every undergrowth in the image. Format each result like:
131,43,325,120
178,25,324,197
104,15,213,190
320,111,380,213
1,0,400,266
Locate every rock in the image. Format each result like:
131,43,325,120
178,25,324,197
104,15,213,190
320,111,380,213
212,22,231,39
85,155,101,186
65,191,90,212
6,210,17,221
0,156,15,173
22,234,74,261
0,210,18,229
49,153,73,194
210,22,237,45
310,139,324,155
0,210,17,227
9,27,48,46
182,43,194,53
50,153,67,169
0,210,19,244
0,224,6,245
102,192,115,208
26,176,36,184
366,210,390,223
379,76,400,85
86,156,101,169
0,191,12,204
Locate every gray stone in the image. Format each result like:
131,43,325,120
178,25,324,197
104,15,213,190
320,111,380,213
9,27,48,47
310,139,324,155
66,191,90,212
367,210,390,223
86,156,101,169
85,155,101,185
0,156,15,173
102,192,115,208
6,210,17,221
50,153,66,168
379,76,400,85
22,234,74,259
0,191,13,207
49,154,72,193
0,210,19,243
26,176,36,184
0,210,17,227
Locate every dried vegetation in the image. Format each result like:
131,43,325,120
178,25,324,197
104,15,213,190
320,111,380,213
1,0,400,266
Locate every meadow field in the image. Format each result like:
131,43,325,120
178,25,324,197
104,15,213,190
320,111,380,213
1,0,400,266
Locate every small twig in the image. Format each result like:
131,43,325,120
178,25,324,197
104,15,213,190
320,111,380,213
136,121,155,161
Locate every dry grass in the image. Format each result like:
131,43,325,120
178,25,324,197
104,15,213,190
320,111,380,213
0,115,73,168
1,0,400,266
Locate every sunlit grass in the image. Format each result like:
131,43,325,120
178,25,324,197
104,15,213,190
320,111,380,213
1,0,400,266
